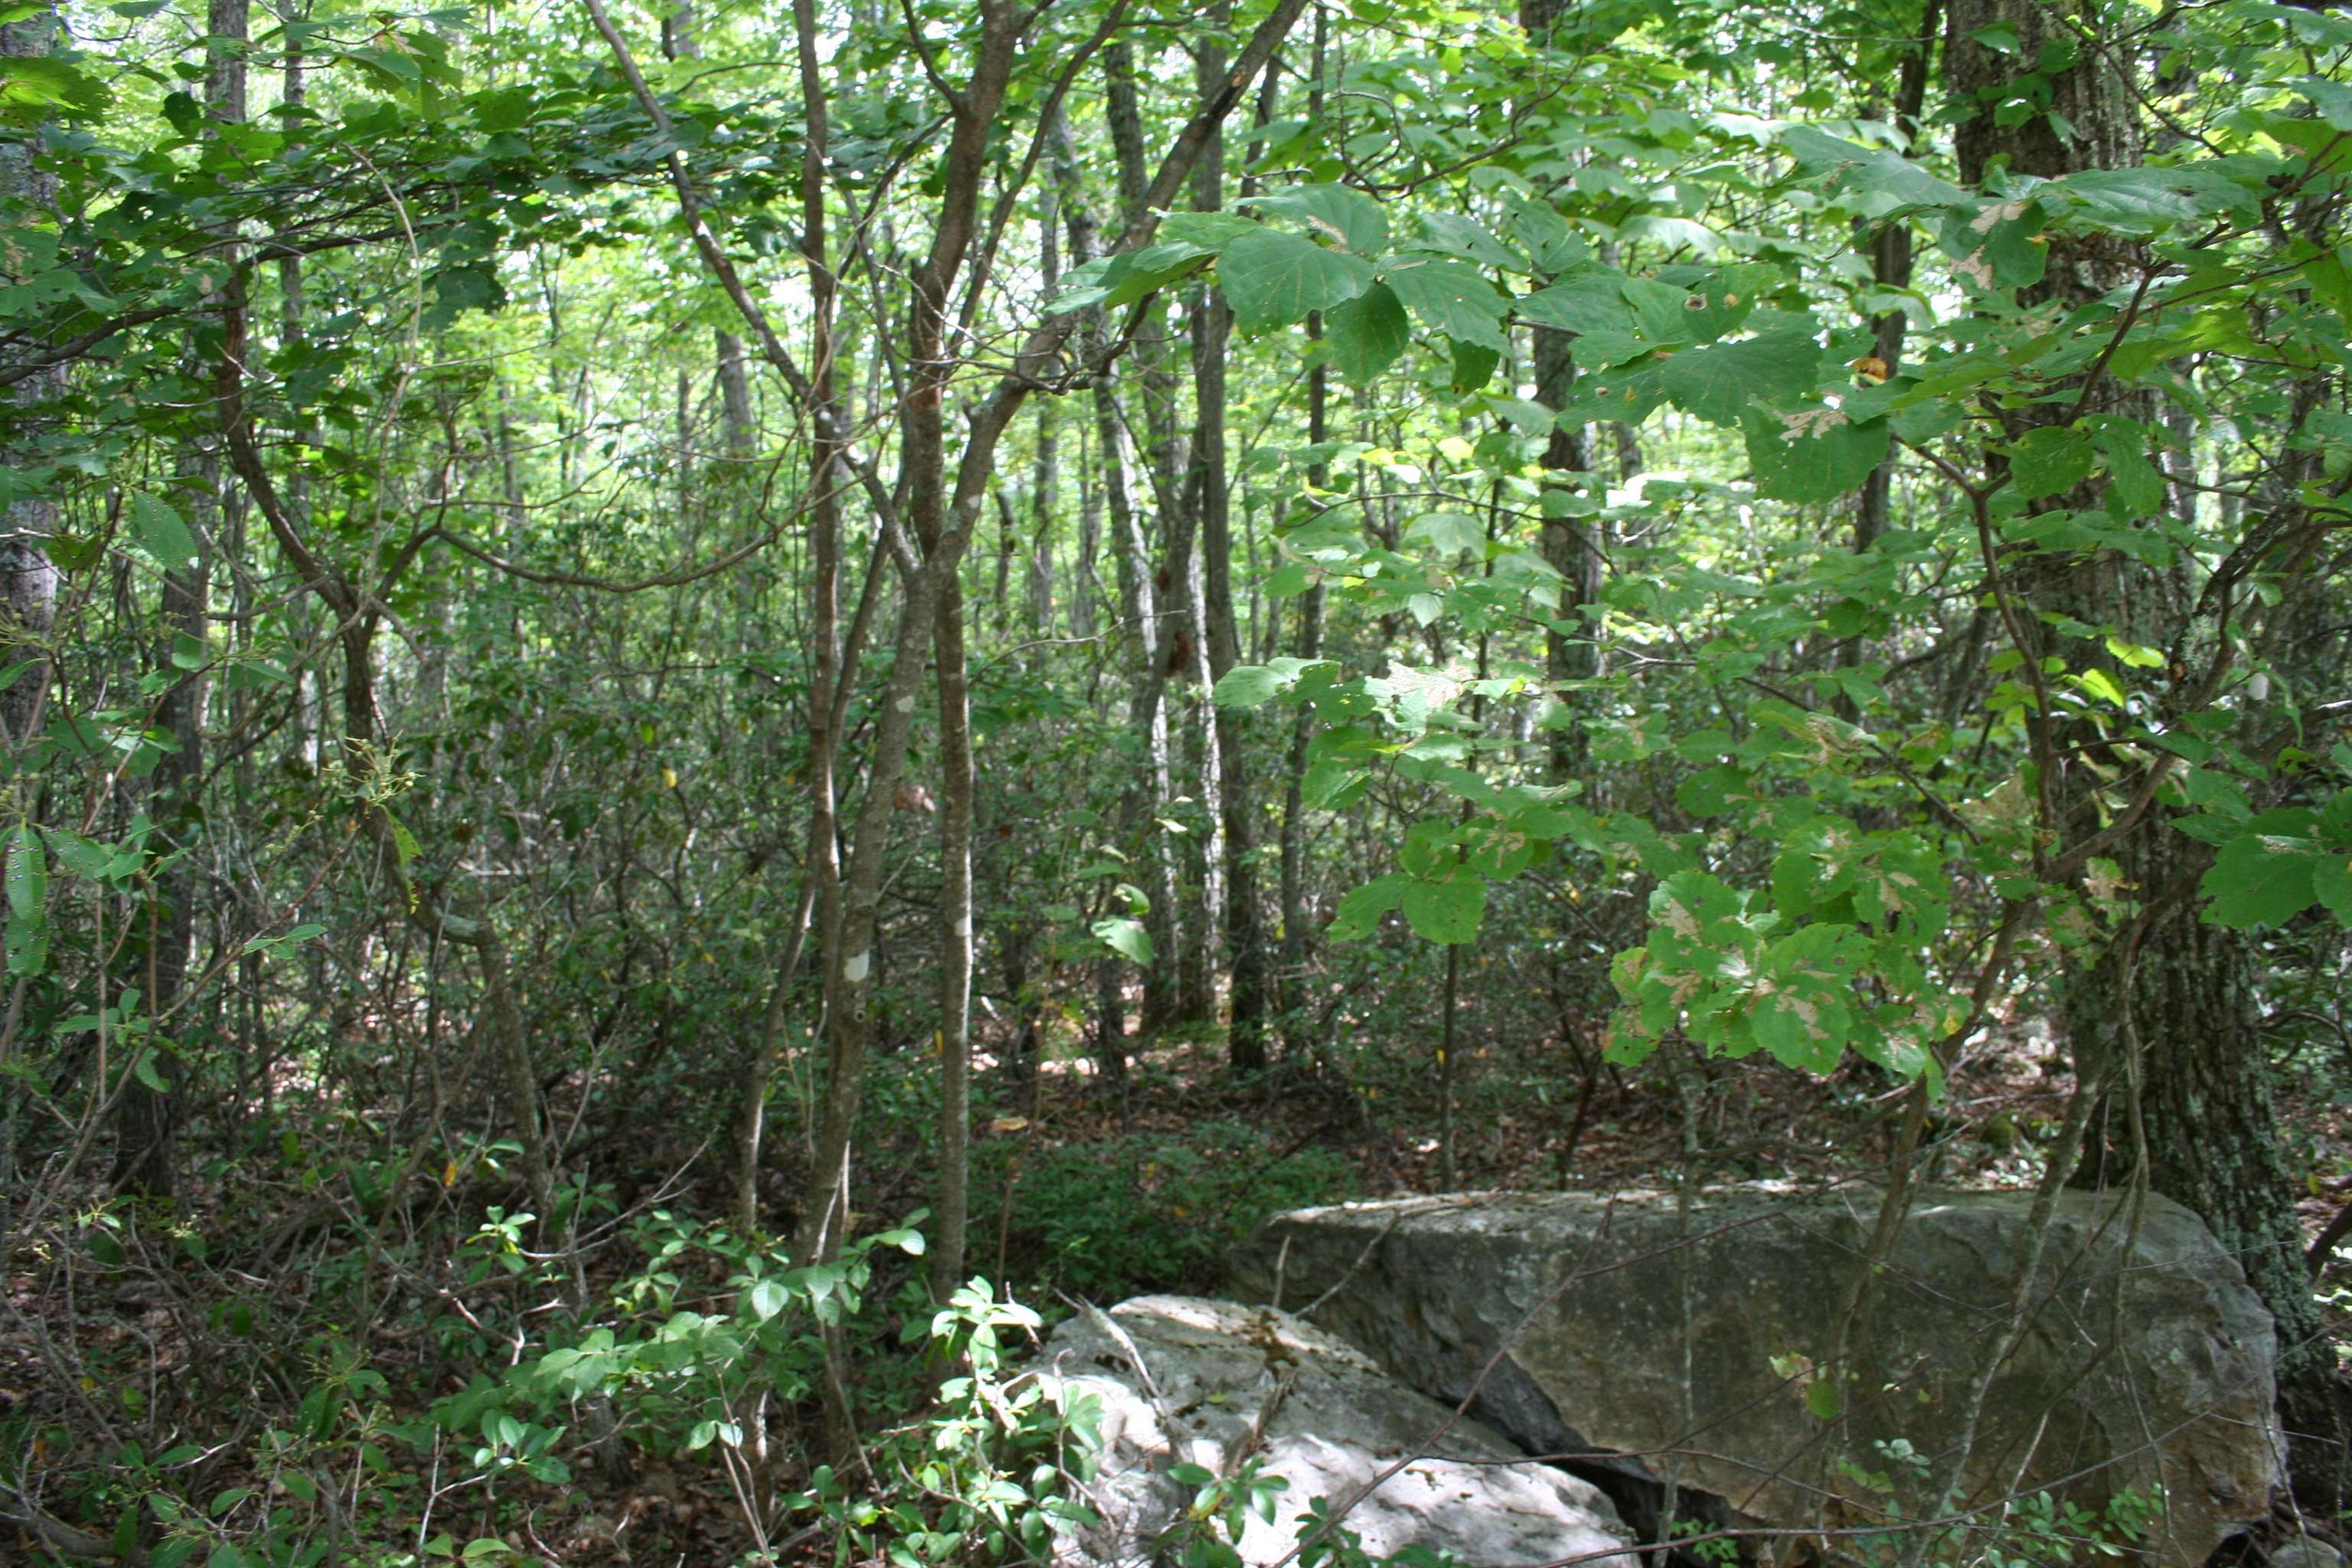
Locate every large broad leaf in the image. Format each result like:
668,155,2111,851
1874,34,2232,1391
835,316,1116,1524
1743,407,1890,504
1781,125,1969,210
0,54,110,125
2005,426,2096,501
6,823,44,920
1053,240,1214,314
1646,869,1753,969
1329,872,1410,939
1410,211,1522,271
2201,832,2321,929
1325,283,1410,384
2315,851,2352,925
1746,925,1864,1074
1676,263,1777,345
1219,230,1375,331
1660,329,1821,426
1091,916,1154,965
1246,184,1388,256
2043,165,2263,231
5,825,45,980
1402,871,1485,945
129,492,201,572
1516,270,1638,339
1212,655,1334,708
1382,258,1508,351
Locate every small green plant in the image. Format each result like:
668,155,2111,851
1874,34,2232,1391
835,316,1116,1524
1150,1455,1292,1568
795,1277,1104,1568
1669,1516,1740,1568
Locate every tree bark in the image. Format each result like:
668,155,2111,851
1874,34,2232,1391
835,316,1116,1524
1946,0,2346,1513
730,0,845,1240
113,0,244,1195
1191,4,1270,1073
0,10,64,756
1521,0,1601,784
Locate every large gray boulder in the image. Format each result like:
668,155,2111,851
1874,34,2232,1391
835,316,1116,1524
1232,1187,2283,1568
1033,1294,1634,1568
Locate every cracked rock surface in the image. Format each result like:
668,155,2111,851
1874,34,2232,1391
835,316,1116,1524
1034,1294,1633,1568
1230,1186,2284,1568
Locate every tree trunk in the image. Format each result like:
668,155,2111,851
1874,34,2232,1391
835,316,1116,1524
1521,0,1600,784
0,9,64,756
730,0,845,1240
1947,0,2346,1513
114,0,244,1195
1192,4,1270,1073
933,553,975,1295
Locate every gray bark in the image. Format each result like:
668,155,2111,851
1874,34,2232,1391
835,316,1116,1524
0,11,64,754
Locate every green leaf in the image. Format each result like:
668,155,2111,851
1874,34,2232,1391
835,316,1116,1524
2045,166,2262,231
2103,442,2166,519
1219,230,1374,332
1743,408,1890,504
1780,126,1971,209
1402,872,1485,945
1,53,110,122
1090,916,1154,965
1382,258,1508,351
1660,329,1821,426
2200,833,2319,929
1449,338,1501,393
1246,183,1388,255
1746,925,1863,1073
241,921,328,956
2314,851,2352,925
1329,872,1409,939
2005,426,2095,501
1516,271,1638,340
1410,211,1522,271
41,827,108,879
2074,667,2126,706
6,823,45,918
129,492,201,572
1324,283,1410,384
1214,665,1286,707
1054,241,1214,314
748,1279,787,1321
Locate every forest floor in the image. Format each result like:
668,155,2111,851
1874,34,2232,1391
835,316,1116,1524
15,1018,2352,1567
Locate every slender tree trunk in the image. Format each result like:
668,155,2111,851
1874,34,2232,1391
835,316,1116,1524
113,0,246,1194
0,10,64,756
1191,5,1269,1071
1279,314,1328,1063
1841,2,1939,694
1276,18,1329,1065
793,2,1024,1271
733,0,844,1239
1099,41,1192,1034
1521,0,1602,782
933,568,975,1294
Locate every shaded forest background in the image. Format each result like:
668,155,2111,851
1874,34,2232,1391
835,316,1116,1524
3,0,2351,1560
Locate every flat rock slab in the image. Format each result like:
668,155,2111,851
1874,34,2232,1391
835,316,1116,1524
1034,1294,1634,1568
1232,1187,2283,1568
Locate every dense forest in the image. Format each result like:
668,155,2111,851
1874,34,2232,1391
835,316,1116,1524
4,0,2351,1560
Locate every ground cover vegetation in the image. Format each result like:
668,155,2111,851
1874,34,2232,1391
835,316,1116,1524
2,0,2350,1558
